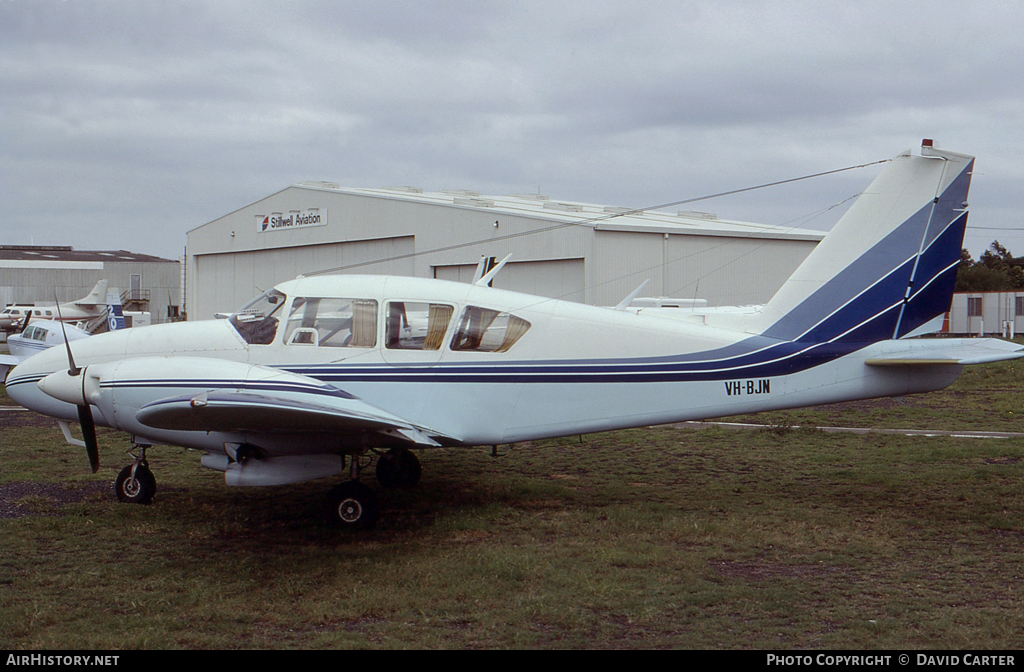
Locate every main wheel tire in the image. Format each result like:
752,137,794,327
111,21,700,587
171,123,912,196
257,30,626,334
327,481,380,529
114,463,156,505
375,448,422,489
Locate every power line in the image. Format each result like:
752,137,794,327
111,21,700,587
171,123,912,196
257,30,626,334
967,226,1024,231
304,158,891,277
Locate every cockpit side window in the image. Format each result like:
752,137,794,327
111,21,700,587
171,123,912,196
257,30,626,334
23,326,45,341
229,289,287,345
450,306,531,352
386,301,453,350
283,297,378,347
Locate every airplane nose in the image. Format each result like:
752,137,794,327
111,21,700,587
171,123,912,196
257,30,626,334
38,368,88,406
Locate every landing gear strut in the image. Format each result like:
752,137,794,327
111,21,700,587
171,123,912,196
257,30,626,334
114,446,156,505
326,452,380,529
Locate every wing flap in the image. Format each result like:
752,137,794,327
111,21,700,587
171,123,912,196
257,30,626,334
864,337,1024,367
136,390,443,446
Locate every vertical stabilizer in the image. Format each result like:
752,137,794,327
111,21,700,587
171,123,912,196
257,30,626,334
740,141,973,344
105,291,127,331
76,279,110,306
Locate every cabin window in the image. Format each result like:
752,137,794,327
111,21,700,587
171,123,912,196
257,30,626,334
284,297,378,348
1016,297,1024,317
10,310,19,316
450,306,531,352
229,289,286,345
386,302,453,350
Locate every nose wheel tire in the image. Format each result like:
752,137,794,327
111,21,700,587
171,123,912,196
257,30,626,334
114,462,156,505
327,481,380,529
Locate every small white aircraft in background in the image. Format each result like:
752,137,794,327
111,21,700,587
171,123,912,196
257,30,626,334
7,142,1023,529
0,280,111,333
0,292,127,383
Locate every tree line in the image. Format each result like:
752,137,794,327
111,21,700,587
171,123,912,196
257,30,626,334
956,241,1024,292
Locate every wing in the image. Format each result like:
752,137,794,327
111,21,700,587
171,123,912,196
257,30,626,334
864,337,1024,366
136,389,443,446
0,354,22,384
54,355,453,448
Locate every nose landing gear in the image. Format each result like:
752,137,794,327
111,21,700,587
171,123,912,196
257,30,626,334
114,446,156,505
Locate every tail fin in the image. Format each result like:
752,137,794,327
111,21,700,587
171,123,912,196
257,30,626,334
105,291,127,331
76,279,109,306
744,141,973,344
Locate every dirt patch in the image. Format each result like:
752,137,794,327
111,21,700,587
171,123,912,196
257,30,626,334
816,397,920,413
0,408,59,430
0,481,109,519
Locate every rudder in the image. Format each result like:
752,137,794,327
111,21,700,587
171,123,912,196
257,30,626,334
745,141,973,344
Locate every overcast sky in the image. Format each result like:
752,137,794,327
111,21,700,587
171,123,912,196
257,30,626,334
2,1,1023,262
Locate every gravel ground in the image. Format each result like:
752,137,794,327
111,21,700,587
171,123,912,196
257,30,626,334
0,407,59,429
0,407,109,518
0,480,110,519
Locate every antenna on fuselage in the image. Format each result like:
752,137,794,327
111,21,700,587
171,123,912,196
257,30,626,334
614,279,651,311
474,253,512,287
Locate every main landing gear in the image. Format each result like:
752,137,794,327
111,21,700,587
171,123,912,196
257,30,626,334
114,446,156,505
375,447,422,489
326,448,422,529
109,444,423,530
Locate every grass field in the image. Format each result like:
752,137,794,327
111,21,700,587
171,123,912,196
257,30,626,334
1,361,1022,649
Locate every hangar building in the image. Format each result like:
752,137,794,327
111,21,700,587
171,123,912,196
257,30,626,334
0,245,181,324
185,184,825,320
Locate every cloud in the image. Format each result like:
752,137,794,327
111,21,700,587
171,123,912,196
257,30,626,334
1,0,1022,259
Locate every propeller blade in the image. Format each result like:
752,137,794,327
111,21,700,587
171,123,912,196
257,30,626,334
54,292,80,375
77,404,99,473
55,291,94,469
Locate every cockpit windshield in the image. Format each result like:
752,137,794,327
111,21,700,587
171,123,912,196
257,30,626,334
229,289,287,345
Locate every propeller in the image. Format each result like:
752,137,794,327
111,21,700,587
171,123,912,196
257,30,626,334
53,293,100,472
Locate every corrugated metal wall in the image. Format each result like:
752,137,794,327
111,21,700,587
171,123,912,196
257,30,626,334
0,262,180,322
589,231,815,307
433,259,586,303
188,185,821,317
192,237,415,320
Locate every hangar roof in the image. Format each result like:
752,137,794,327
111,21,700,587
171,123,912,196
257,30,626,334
0,246,177,263
287,182,826,242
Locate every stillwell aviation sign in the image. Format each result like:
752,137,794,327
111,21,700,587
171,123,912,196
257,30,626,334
257,208,327,233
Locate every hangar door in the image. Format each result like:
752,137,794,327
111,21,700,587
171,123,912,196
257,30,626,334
433,258,585,303
193,237,415,320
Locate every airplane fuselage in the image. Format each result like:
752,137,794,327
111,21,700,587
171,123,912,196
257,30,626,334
5,275,962,455
0,305,104,332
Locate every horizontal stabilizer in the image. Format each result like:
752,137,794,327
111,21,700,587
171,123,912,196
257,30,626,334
864,338,1024,366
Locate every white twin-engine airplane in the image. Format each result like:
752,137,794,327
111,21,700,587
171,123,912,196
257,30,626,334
6,142,1023,528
